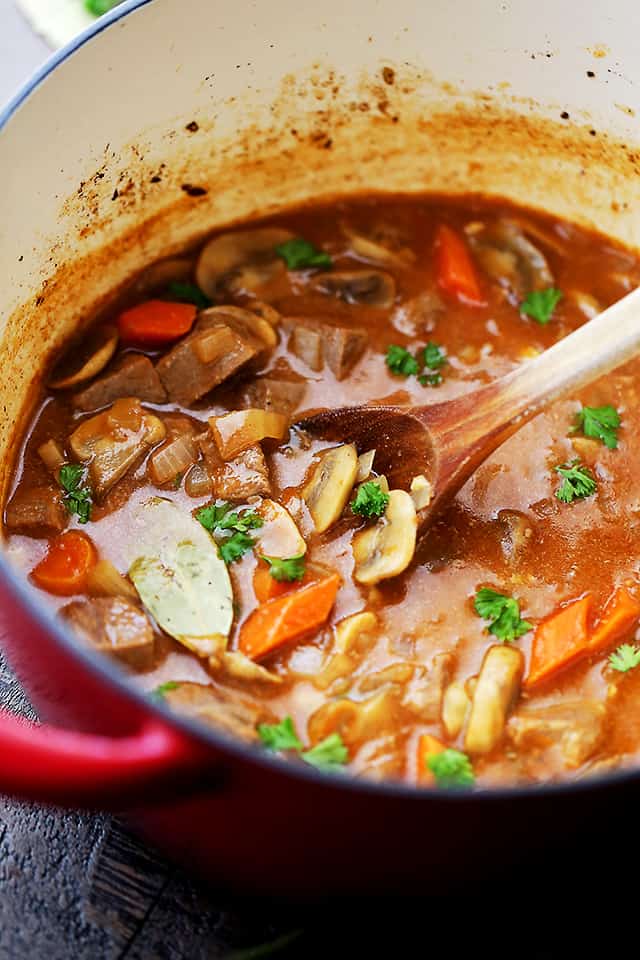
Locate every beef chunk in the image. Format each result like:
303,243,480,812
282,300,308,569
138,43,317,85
163,680,276,741
155,316,258,404
5,485,67,535
284,316,367,379
198,432,271,499
243,377,307,419
73,354,167,411
61,597,155,670
508,701,605,768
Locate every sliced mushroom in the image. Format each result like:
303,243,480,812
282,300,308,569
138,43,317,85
302,444,359,533
308,269,396,308
342,222,416,269
441,680,471,739
255,499,306,558
464,645,524,755
215,651,283,685
199,304,278,350
410,475,433,510
195,227,293,301
307,690,401,748
334,611,378,654
467,220,553,303
356,449,376,483
359,662,414,693
313,611,378,692
49,325,118,390
353,489,417,585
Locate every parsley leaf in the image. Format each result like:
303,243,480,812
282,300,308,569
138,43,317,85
59,463,93,524
85,0,121,15
386,344,420,377
301,733,349,772
573,404,621,450
520,287,562,324
258,717,348,773
219,532,257,565
351,481,390,519
258,716,303,752
275,237,332,271
474,587,532,641
261,555,306,582
197,501,263,564
609,643,640,673
152,681,181,700
427,749,475,789
166,280,211,310
422,341,447,370
555,459,597,503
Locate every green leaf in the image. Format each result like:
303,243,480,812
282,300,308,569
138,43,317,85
351,481,390,519
520,287,562,324
85,0,121,15
275,238,332,271
609,643,640,673
152,681,181,700
418,372,443,387
385,344,419,377
219,532,257,565
301,733,349,772
427,749,475,789
474,587,532,641
128,497,233,658
217,509,264,534
261,555,306,582
258,716,303,752
59,464,92,524
573,404,621,450
166,280,211,310
422,341,447,370
196,501,231,533
555,459,597,503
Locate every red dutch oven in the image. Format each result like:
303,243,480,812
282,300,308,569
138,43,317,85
2,0,640,894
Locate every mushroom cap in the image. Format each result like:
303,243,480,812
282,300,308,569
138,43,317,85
196,227,294,300
49,325,118,390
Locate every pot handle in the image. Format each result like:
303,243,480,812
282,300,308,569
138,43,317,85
0,708,214,806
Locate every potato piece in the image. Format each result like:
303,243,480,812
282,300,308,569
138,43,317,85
255,499,306,558
464,645,524,755
302,444,358,533
209,409,288,461
353,489,417,585
441,680,471,739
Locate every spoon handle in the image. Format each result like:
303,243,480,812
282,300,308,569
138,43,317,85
424,286,640,482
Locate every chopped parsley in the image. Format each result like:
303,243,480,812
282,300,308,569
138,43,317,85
555,459,597,503
261,555,306,582
520,287,562,324
275,237,332,271
166,280,211,310
59,463,93,524
609,644,640,673
427,749,475,789
386,341,447,387
152,681,181,700
301,733,349,772
258,715,348,772
219,532,258,565
196,501,264,564
386,344,420,377
351,481,390,520
573,404,621,450
258,716,303,752
474,587,533,641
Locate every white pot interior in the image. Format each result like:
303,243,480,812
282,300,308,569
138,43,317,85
1,0,640,499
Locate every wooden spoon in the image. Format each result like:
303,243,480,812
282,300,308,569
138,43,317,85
300,287,640,531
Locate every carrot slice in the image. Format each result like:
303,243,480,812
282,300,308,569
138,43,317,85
416,733,446,786
435,224,486,307
239,573,340,660
525,594,592,690
31,531,98,596
117,300,197,345
252,562,298,604
589,586,640,653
